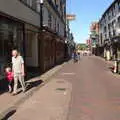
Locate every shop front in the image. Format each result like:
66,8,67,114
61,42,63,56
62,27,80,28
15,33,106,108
55,39,65,64
41,31,56,72
104,40,112,61
0,15,24,75
25,24,40,72
38,28,65,73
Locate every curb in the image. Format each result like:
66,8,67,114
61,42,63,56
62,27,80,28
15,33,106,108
0,61,68,120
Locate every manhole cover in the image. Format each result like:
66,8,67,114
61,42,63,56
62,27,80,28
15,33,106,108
56,88,66,91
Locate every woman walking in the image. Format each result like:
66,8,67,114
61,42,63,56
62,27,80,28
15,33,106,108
12,49,26,95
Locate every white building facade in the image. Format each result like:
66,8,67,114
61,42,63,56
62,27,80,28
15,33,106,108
99,0,120,59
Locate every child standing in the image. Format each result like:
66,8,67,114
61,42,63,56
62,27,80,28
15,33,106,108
5,67,14,93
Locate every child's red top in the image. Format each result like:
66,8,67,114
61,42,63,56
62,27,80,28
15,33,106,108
6,72,14,82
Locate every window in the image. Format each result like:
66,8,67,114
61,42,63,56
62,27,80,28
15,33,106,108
54,0,58,9
55,19,57,32
118,16,120,28
104,26,107,33
25,31,33,57
118,1,120,12
105,34,107,39
57,23,59,33
113,29,116,36
108,12,111,20
100,33,103,44
55,0,57,5
32,0,37,10
108,24,111,31
19,0,38,11
48,13,52,28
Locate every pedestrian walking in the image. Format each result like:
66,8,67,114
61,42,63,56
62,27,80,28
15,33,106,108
78,52,80,60
12,49,26,95
72,50,78,63
5,67,14,93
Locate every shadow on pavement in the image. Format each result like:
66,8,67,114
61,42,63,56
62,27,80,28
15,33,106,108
1,109,16,120
25,79,43,92
0,79,43,95
0,80,10,95
108,66,114,73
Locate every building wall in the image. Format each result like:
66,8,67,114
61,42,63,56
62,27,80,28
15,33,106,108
99,0,120,45
98,0,120,58
26,36,38,67
0,0,66,73
0,0,40,27
0,0,41,69
25,25,39,67
43,0,66,37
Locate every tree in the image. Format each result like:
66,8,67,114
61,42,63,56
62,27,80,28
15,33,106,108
76,44,87,50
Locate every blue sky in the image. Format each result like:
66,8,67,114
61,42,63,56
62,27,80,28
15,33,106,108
67,0,114,43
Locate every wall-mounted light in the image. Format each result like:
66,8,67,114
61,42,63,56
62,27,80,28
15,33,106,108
40,0,43,4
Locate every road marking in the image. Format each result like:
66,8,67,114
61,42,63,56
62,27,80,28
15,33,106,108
61,72,76,75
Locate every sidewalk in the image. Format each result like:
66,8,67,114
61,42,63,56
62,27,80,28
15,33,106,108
0,62,67,119
91,56,120,78
10,67,72,120
93,56,114,67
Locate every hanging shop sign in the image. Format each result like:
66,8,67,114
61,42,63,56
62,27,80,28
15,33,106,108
66,14,76,21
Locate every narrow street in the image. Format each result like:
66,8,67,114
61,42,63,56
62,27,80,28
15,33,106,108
67,56,120,120
0,0,120,120
10,56,120,120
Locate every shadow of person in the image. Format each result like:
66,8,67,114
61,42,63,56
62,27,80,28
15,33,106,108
25,79,43,92
1,109,16,120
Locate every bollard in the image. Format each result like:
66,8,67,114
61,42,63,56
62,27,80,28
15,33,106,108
114,60,118,73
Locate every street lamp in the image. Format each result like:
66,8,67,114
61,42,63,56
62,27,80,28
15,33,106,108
37,0,44,30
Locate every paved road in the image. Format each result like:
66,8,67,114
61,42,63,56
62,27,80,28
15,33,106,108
10,56,120,120
67,56,120,120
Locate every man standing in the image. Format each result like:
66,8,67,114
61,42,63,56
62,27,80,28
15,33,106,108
12,49,26,95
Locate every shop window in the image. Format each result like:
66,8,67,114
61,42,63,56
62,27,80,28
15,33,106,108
0,16,24,75
48,13,52,28
54,19,57,32
57,23,59,33
118,1,120,12
118,17,120,28
25,31,34,57
19,0,38,11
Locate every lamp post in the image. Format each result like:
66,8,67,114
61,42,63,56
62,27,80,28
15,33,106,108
40,0,43,30
37,0,44,30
